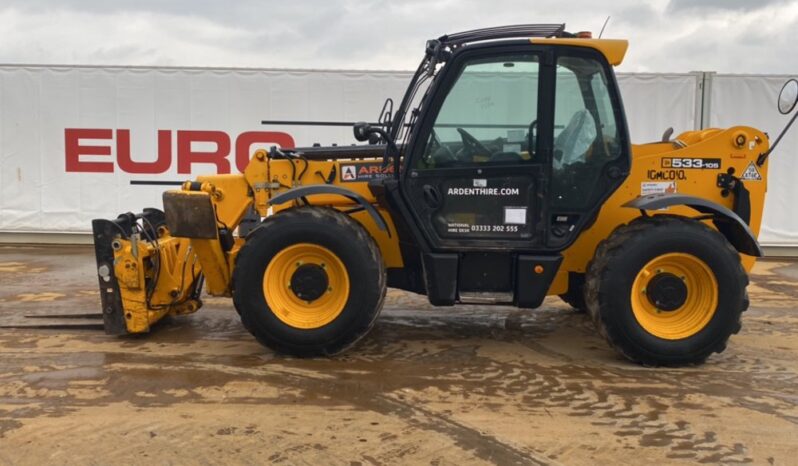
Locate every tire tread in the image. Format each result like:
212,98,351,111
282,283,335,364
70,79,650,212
232,206,386,356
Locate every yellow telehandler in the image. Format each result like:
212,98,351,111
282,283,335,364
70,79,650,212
89,24,798,365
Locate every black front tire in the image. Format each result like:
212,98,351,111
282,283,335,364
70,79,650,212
232,207,386,357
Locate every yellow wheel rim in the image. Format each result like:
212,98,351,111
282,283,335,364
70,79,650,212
630,252,718,340
263,243,349,329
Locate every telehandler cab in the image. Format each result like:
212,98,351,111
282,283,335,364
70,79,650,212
90,24,798,365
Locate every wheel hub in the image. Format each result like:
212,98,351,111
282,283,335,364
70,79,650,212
263,243,349,330
646,272,687,311
290,263,329,302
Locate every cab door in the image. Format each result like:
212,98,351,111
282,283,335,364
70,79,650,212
402,46,550,251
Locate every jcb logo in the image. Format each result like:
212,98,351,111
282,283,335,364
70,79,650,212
662,157,721,170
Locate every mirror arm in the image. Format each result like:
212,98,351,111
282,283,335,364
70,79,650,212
354,122,400,172
371,128,400,169
758,109,798,166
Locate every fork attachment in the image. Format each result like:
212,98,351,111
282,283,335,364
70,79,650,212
92,208,203,335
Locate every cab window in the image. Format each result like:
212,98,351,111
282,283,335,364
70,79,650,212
551,53,623,209
416,54,540,169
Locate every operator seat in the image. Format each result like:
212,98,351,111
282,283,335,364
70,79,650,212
553,109,597,170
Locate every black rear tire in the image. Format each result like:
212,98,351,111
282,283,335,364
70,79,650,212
585,215,748,366
233,207,386,357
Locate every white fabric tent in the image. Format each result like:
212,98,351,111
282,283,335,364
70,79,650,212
709,74,798,245
0,65,792,247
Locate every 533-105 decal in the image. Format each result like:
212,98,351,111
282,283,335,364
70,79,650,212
661,158,721,169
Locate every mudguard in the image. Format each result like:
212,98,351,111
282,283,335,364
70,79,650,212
268,185,390,234
623,193,763,257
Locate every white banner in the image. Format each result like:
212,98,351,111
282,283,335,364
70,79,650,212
0,65,701,235
616,73,700,142
709,74,798,246
0,66,412,232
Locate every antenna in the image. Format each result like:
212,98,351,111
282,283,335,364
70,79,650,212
599,16,611,38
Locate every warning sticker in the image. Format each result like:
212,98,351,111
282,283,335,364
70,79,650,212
641,181,677,196
740,162,762,181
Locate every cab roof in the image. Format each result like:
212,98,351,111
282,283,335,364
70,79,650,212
433,24,628,67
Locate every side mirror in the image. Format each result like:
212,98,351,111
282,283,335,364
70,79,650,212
778,79,798,115
353,121,372,142
353,121,385,144
352,121,400,170
368,132,382,145
758,78,798,165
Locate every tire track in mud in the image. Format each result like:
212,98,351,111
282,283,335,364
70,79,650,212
355,309,783,463
1,302,793,465
0,347,552,465
5,304,786,463
268,369,555,466
0,345,779,464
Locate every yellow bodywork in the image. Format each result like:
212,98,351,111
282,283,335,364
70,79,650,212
107,35,769,335
530,38,629,65
110,234,202,333
112,125,768,334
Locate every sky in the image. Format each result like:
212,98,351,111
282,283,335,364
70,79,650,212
0,0,795,74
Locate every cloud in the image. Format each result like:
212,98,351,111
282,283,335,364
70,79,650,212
667,0,790,13
0,0,794,74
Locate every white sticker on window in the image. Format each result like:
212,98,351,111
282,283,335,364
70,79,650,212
504,207,527,225
473,178,487,187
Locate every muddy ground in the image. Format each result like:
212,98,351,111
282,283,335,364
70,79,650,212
0,245,796,465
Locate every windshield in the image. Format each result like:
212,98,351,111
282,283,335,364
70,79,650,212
416,53,541,169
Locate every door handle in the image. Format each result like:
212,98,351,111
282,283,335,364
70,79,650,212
422,185,441,208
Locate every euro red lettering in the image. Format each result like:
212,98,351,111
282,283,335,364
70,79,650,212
176,130,230,174
65,128,114,173
65,128,297,175
116,129,172,174
234,131,295,172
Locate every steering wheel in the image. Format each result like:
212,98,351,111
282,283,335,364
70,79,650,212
426,129,457,165
456,127,491,158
